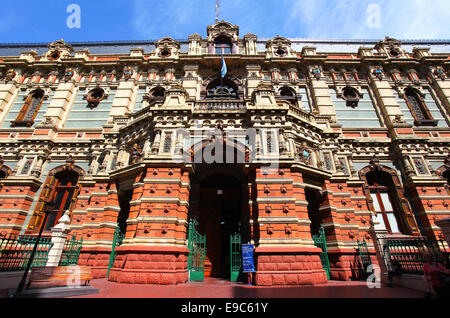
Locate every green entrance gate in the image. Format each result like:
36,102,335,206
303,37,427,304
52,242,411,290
107,226,125,279
187,219,206,282
312,225,331,280
230,233,242,282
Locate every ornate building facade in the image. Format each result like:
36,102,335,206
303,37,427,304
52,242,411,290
0,21,449,286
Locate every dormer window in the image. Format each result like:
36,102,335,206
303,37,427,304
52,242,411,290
275,47,287,57
389,48,401,57
214,35,232,55
159,49,171,58
48,50,61,61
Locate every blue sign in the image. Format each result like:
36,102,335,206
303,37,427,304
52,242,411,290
242,244,255,273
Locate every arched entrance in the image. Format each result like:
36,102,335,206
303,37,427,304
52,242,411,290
189,165,250,280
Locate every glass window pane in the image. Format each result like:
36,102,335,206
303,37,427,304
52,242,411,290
387,213,400,233
380,192,393,211
53,191,65,209
370,193,381,211
375,212,387,230
63,191,75,211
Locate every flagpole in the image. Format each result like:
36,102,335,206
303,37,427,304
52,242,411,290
221,52,224,87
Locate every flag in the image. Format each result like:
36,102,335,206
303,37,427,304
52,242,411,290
221,53,227,78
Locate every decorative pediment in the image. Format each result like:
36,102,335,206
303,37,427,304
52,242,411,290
153,36,180,59
48,39,74,53
207,20,239,41
266,36,294,58
375,36,405,58
45,39,74,61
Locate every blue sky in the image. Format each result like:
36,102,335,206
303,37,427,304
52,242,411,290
0,0,449,43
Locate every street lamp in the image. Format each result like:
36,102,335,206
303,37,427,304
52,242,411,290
16,200,56,293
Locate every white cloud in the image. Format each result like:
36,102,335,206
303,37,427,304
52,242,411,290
129,0,450,40
132,0,211,39
284,0,450,39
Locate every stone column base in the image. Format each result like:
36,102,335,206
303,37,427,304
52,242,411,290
328,248,378,281
78,246,112,279
108,246,189,285
254,247,328,286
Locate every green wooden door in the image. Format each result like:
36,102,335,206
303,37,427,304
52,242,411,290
312,225,331,280
230,233,241,282
188,220,206,282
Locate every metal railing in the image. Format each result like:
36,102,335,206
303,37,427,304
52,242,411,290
0,233,53,272
194,100,246,112
58,236,83,266
383,236,447,275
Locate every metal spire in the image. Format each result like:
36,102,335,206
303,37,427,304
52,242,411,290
215,0,220,23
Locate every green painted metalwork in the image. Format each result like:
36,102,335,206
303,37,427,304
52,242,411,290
107,226,125,279
384,237,447,275
187,219,206,282
0,233,53,272
59,236,83,266
357,239,372,276
312,226,331,280
230,233,241,282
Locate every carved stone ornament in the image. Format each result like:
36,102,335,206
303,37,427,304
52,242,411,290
373,66,384,80
5,69,16,82
48,39,74,55
311,67,322,80
434,66,446,80
64,68,74,82
123,67,134,80
369,155,381,171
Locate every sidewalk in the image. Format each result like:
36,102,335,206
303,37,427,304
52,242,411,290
70,277,425,298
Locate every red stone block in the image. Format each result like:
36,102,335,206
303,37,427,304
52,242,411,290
285,274,299,285
272,274,286,286
256,274,273,286
277,262,290,271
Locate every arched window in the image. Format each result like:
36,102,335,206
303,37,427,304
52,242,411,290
43,171,80,231
404,87,437,126
277,87,297,104
206,78,239,99
13,89,45,127
214,35,232,55
27,169,82,233
150,87,166,99
366,171,404,234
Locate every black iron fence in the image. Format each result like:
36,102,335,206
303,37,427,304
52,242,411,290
383,236,447,275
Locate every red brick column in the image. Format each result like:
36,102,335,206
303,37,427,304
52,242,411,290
321,180,376,281
108,166,190,284
74,179,119,278
408,183,450,241
0,180,40,236
253,167,327,286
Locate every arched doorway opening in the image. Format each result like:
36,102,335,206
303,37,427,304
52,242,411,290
188,136,252,280
198,173,243,279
